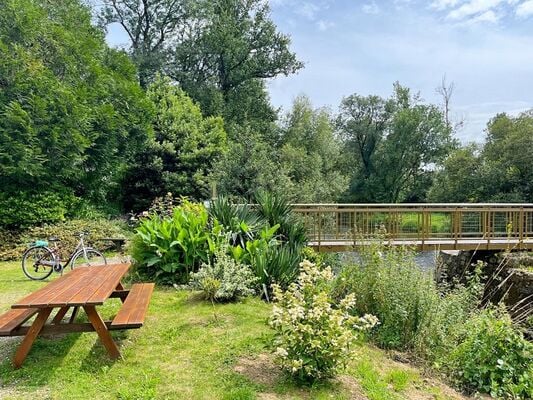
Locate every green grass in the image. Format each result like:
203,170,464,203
0,261,467,400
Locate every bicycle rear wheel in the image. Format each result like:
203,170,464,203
70,248,107,269
22,246,55,280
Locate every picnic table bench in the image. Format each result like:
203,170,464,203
0,263,154,368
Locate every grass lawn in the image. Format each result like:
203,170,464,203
0,261,470,400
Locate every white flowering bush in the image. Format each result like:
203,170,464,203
189,248,257,302
270,260,378,382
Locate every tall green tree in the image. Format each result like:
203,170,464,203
100,0,192,88
277,96,348,202
339,83,455,202
121,76,227,211
0,0,151,226
101,0,302,134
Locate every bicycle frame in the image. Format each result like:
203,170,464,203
51,235,92,272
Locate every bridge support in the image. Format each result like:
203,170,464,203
436,250,533,324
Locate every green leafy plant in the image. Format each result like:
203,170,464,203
131,200,222,284
270,260,378,382
446,307,533,399
332,242,482,357
254,190,307,250
209,196,262,248
189,247,258,302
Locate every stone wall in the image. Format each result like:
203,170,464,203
436,250,532,320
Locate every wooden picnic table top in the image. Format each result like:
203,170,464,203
11,263,130,309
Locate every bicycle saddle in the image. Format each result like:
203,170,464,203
48,237,61,242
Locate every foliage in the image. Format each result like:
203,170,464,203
0,0,151,221
276,96,348,202
0,190,75,229
0,218,130,261
428,145,483,202
254,190,307,251
332,243,481,355
208,196,263,248
338,83,456,202
446,307,533,399
0,259,469,400
270,260,378,382
131,200,221,284
189,247,257,302
121,76,227,212
210,193,307,289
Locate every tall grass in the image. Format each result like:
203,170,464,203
332,241,482,359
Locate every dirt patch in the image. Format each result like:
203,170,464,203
336,375,368,399
234,353,281,387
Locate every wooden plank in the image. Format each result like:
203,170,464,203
11,268,91,309
13,307,52,368
30,267,99,307
69,306,79,324
126,283,154,326
37,263,129,307
51,265,117,307
52,307,70,324
0,309,38,336
86,264,130,305
111,283,154,328
10,321,143,337
83,305,120,359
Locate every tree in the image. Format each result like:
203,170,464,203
121,76,227,211
278,96,348,202
481,112,533,202
337,94,394,201
0,0,151,225
338,83,456,203
100,0,192,87
427,145,482,202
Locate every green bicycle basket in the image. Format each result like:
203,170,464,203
33,240,49,247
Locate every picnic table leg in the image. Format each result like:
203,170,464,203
52,307,70,324
69,306,79,323
83,305,120,359
13,307,53,368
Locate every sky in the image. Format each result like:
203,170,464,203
106,0,533,143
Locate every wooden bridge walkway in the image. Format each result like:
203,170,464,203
292,204,533,252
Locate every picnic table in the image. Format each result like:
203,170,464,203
0,263,154,368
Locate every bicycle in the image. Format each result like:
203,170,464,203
22,232,107,280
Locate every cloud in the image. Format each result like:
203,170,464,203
447,0,503,20
431,0,461,10
317,20,335,31
297,2,320,20
516,0,533,17
465,9,500,23
362,1,380,14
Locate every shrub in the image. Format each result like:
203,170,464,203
0,219,130,261
446,307,533,399
270,260,378,382
189,247,257,302
131,200,223,284
254,190,307,250
332,242,481,357
0,190,76,229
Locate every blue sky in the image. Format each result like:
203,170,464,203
106,0,533,142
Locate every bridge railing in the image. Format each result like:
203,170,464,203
292,203,533,250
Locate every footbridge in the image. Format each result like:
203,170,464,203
292,204,533,252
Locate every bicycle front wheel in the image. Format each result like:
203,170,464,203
71,248,107,269
22,246,55,280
